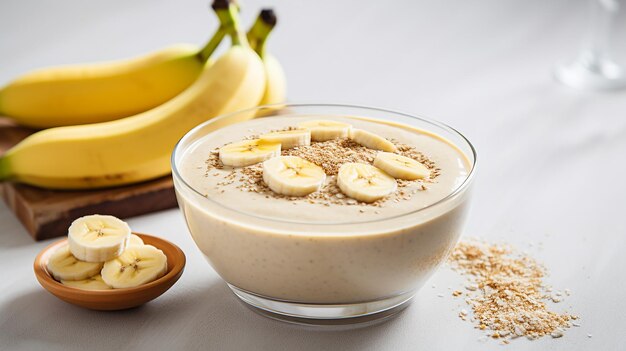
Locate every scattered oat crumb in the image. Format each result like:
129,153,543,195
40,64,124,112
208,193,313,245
551,330,564,338
466,284,478,291
448,240,578,343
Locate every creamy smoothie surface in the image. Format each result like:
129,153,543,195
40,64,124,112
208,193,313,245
179,116,470,225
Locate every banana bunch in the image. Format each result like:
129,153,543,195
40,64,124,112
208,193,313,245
218,119,432,203
48,215,168,290
0,1,286,190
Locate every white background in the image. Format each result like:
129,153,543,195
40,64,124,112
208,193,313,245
1,0,625,350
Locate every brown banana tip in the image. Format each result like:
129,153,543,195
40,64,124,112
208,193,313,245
260,9,277,26
211,0,230,11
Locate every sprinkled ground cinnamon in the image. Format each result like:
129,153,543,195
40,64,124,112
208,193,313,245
448,240,578,343
204,133,439,207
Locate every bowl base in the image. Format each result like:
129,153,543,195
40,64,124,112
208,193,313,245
229,284,414,328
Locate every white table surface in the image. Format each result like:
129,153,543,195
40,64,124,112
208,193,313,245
1,0,625,350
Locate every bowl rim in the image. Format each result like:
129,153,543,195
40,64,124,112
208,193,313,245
171,103,478,226
34,232,186,296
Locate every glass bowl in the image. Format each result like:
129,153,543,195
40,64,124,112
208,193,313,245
172,104,477,324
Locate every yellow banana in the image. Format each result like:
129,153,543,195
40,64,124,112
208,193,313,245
0,3,265,190
0,13,226,128
259,54,287,105
247,9,287,105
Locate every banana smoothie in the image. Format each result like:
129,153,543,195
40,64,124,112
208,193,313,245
175,114,474,306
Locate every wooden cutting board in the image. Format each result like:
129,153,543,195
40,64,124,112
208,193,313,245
0,118,178,241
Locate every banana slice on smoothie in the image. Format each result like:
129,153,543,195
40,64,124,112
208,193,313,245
61,274,112,290
349,129,397,152
297,120,351,141
219,139,281,167
373,152,430,180
337,163,397,203
101,245,168,289
259,129,311,149
68,215,131,263
263,156,326,196
47,244,103,281
126,234,144,247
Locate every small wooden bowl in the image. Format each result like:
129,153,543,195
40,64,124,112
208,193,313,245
34,233,185,311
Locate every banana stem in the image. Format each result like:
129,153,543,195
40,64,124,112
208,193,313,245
247,9,277,58
198,0,249,61
0,157,11,181
198,28,227,62
211,0,249,48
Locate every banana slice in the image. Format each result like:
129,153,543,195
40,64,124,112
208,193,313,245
126,234,144,247
349,129,398,152
62,274,112,290
373,152,430,180
297,120,351,141
337,163,397,203
259,129,311,149
263,156,326,196
46,244,103,281
219,139,281,167
68,215,131,263
101,245,168,289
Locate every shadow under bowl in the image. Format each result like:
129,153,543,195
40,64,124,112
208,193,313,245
33,233,185,311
